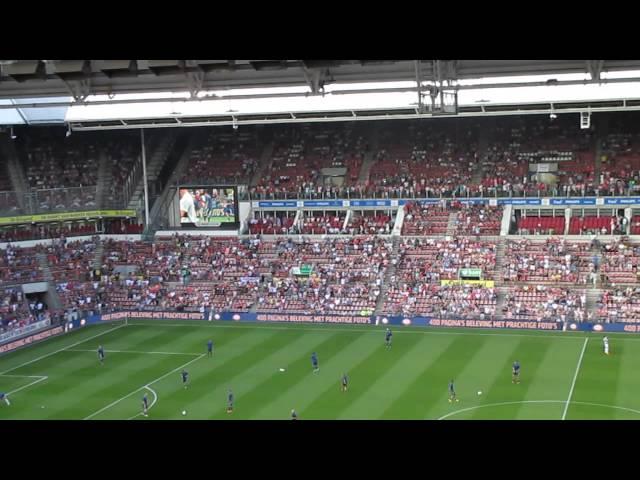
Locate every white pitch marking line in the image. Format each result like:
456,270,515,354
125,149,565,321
66,349,201,356
0,323,127,375
127,322,588,340
7,375,48,396
84,354,205,420
438,399,640,420
128,386,158,420
562,337,589,420
0,374,49,379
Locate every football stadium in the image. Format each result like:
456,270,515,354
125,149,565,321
2,60,640,420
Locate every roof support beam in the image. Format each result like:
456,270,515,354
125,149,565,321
186,70,205,98
302,67,327,94
586,60,605,81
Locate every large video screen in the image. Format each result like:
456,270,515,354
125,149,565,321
177,186,239,229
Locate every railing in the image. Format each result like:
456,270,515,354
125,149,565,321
247,185,640,200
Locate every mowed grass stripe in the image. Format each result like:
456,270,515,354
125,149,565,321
304,333,425,419
206,331,340,420
0,323,125,375
250,333,385,420
94,328,280,420
613,339,640,419
44,328,202,418
380,336,485,419
569,336,627,419
427,336,525,420
157,328,311,419
336,335,456,419
468,337,554,420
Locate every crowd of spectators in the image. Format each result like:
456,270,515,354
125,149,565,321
503,238,596,284
503,285,586,322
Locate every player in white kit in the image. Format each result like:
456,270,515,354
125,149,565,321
603,336,610,355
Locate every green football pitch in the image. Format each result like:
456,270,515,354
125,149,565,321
1,320,639,420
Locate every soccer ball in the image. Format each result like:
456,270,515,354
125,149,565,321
477,391,483,396
182,410,187,416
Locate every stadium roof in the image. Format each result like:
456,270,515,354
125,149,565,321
1,60,640,130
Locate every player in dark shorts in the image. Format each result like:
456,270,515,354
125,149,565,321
385,328,392,348
311,352,319,373
291,409,298,420
142,393,149,417
181,369,189,389
97,345,105,365
207,339,214,357
341,373,349,392
448,379,458,403
227,389,234,414
512,361,521,384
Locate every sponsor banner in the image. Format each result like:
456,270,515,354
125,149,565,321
565,322,640,333
441,279,495,288
498,198,542,205
426,318,563,330
255,313,373,324
101,311,205,321
455,198,489,205
350,200,392,207
603,197,640,205
239,276,261,285
549,198,596,206
0,318,50,345
397,199,443,206
257,201,298,208
0,326,64,355
0,210,136,226
460,268,482,277
302,200,346,208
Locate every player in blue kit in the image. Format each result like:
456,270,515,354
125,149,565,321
97,345,105,365
207,339,214,357
311,352,319,373
341,373,349,392
142,393,149,417
181,369,189,389
512,361,521,384
227,389,234,414
448,379,458,403
385,328,393,348
0,392,10,406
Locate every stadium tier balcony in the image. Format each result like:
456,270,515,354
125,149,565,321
396,237,497,283
180,128,263,185
344,212,394,235
0,246,43,285
256,237,390,316
402,202,450,235
450,202,502,235
300,214,347,234
367,120,479,198
516,216,566,235
255,124,367,196
248,215,296,235
47,238,99,283
598,287,640,323
600,241,640,285
382,284,496,318
503,239,595,284
503,286,586,322
568,215,623,235
0,287,34,335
